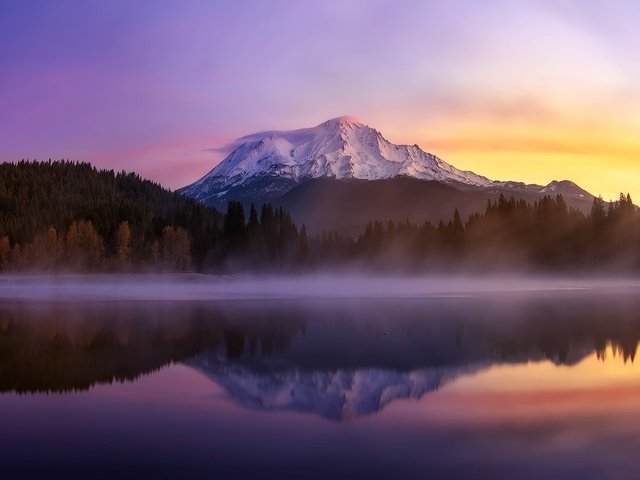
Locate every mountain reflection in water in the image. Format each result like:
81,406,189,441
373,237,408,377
1,292,640,419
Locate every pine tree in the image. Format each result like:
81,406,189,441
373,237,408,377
223,201,247,251
590,196,606,229
298,224,309,264
247,203,260,238
260,204,277,261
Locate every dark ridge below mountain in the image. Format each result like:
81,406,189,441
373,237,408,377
273,177,595,234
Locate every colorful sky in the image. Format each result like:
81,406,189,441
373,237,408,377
1,0,639,201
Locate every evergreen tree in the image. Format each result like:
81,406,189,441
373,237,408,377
260,204,277,260
247,203,260,239
223,201,247,251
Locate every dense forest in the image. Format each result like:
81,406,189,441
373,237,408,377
0,161,305,272
1,161,639,273
338,193,640,271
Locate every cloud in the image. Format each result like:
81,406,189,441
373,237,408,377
201,145,234,154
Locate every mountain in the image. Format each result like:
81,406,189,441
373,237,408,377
181,116,492,202
179,116,596,232
190,356,484,420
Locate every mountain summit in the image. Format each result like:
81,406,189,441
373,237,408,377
180,116,493,204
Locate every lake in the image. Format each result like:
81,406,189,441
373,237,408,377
2,276,640,479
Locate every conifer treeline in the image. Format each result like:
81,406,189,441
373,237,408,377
328,193,640,271
221,201,309,269
211,190,640,272
2,161,640,272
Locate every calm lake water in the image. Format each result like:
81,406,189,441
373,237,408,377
2,280,640,479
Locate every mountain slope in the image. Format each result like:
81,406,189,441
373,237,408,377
276,177,594,234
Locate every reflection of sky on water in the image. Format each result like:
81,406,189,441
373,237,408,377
3,349,640,479
2,289,640,478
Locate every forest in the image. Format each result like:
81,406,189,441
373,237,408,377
1,160,639,273
0,161,305,272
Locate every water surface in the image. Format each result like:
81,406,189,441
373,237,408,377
2,278,640,479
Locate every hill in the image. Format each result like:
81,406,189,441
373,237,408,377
0,160,222,270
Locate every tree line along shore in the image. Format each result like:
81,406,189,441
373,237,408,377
1,161,639,273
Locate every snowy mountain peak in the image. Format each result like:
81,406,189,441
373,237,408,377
322,115,363,127
181,116,494,203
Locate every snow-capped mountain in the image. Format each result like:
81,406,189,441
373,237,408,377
180,116,494,204
189,353,485,420
179,116,595,231
188,344,593,420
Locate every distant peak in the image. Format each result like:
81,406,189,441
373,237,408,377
544,180,578,188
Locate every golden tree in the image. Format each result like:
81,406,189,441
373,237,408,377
161,226,191,271
115,221,131,269
65,220,104,271
0,236,10,271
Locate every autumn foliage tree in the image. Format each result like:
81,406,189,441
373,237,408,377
65,220,104,271
0,236,9,270
161,226,191,271
115,221,131,269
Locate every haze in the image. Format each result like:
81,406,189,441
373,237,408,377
2,274,640,302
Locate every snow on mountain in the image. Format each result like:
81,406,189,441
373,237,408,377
188,354,485,420
180,116,494,202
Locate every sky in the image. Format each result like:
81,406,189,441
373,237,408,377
1,0,640,201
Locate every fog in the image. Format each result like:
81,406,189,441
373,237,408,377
1,273,640,301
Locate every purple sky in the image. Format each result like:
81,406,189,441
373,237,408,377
2,0,640,199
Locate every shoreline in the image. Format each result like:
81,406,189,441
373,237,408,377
1,273,640,302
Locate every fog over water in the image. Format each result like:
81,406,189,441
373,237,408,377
3,275,640,478
2,274,640,301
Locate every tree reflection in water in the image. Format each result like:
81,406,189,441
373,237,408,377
1,292,640,418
